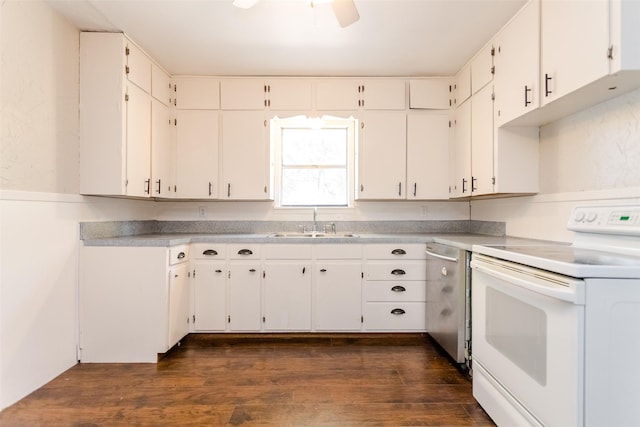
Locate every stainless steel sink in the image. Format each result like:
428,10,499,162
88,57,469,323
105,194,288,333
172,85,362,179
270,232,358,238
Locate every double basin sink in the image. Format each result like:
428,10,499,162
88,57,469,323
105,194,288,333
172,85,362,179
269,232,359,238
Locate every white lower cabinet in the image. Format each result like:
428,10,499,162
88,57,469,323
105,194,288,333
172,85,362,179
363,244,427,331
79,244,189,363
227,244,262,331
192,244,227,331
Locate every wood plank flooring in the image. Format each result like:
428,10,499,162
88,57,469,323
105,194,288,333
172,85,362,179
0,334,495,426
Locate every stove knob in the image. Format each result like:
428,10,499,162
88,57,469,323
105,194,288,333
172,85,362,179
574,211,586,222
586,212,598,222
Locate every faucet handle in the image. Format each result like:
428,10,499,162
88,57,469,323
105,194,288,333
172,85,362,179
324,223,337,234
300,224,308,234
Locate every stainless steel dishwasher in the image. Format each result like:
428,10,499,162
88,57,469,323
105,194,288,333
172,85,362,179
425,242,471,370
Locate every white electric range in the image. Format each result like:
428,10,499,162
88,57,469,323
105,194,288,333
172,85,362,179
470,204,640,427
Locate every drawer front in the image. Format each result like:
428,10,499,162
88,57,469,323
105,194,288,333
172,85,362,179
169,245,189,265
364,261,427,281
363,303,426,331
314,244,363,259
192,243,226,260
364,244,426,260
265,244,312,259
364,281,426,302
227,244,261,259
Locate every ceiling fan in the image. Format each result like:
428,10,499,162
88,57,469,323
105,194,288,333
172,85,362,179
232,0,360,28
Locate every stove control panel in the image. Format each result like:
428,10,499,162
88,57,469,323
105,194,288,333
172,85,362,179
568,205,640,236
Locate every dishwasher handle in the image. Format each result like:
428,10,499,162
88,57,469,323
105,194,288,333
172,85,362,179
425,249,458,263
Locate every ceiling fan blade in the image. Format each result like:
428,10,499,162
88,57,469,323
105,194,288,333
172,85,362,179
232,0,260,9
332,0,360,27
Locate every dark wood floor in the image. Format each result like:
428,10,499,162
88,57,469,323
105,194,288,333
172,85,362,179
0,334,495,426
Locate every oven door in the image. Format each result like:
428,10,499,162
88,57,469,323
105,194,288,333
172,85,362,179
471,254,585,427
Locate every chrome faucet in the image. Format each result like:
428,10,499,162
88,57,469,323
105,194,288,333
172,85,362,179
312,207,318,233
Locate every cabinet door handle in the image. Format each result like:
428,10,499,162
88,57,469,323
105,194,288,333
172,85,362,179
413,182,417,197
320,268,327,273
228,183,231,197
391,308,406,315
302,267,306,274
472,176,478,192
391,285,406,292
544,73,553,97
144,179,150,194
156,179,162,194
398,182,402,197
238,249,253,255
249,268,256,272
462,178,467,193
524,85,532,107
215,269,222,273
177,252,186,260
391,269,406,275
203,249,218,256
391,249,406,255
209,182,212,196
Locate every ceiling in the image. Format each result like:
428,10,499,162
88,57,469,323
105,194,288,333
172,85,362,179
47,0,527,77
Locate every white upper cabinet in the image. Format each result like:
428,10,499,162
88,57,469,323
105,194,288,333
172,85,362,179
540,0,609,106
451,99,472,198
315,79,361,111
79,32,152,197
175,77,220,110
151,98,176,198
406,112,450,200
151,63,173,106
409,79,451,110
220,111,272,200
471,40,495,95
360,80,406,110
266,79,313,111
453,63,471,107
470,84,495,196
220,79,264,110
175,110,219,199
356,111,407,200
125,40,151,93
493,0,540,127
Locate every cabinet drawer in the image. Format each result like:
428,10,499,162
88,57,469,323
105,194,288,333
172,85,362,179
364,262,427,281
364,303,426,331
314,244,363,259
227,244,261,259
364,281,426,302
169,245,189,265
364,244,426,260
265,244,312,259
192,243,226,260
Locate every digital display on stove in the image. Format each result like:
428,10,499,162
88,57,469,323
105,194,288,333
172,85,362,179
620,215,630,221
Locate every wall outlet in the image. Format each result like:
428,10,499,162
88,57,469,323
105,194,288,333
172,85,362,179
198,206,207,218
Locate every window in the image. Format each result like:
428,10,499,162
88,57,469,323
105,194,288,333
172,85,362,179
272,116,355,207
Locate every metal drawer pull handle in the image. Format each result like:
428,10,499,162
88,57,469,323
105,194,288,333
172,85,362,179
249,269,256,272
391,249,406,255
320,268,327,272
391,285,406,292
177,252,186,260
203,249,218,256
215,269,222,273
391,308,406,315
238,249,253,255
391,269,406,275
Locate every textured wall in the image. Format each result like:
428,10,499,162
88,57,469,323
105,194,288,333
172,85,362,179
1,0,79,193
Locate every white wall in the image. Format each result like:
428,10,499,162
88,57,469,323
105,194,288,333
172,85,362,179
0,0,156,410
471,88,640,242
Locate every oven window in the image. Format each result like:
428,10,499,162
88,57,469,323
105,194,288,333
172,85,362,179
486,287,547,385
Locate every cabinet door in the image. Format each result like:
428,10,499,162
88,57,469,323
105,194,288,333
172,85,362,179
168,264,190,348
151,98,175,198
174,77,220,110
494,0,540,126
263,262,312,331
315,80,360,110
193,261,227,331
471,41,495,95
453,64,471,107
409,79,450,110
175,110,219,199
451,100,471,198
361,80,406,110
357,111,407,200
151,63,172,106
220,79,265,110
125,83,152,198
267,80,313,111
228,263,262,331
406,112,450,200
540,0,609,106
471,84,494,196
221,111,270,200
125,40,151,93
315,261,362,331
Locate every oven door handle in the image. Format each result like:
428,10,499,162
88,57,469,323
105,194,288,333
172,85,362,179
471,260,583,304
425,250,458,263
